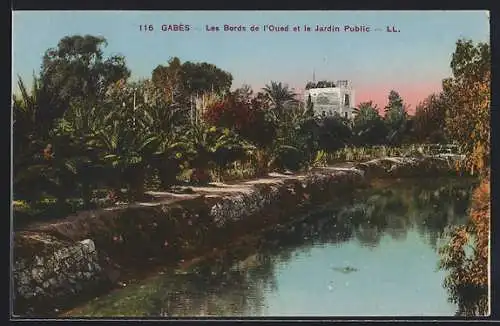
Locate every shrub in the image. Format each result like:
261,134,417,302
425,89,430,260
204,93,277,149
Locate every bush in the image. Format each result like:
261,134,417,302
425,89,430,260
316,115,353,152
204,93,277,149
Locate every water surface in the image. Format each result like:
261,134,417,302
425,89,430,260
65,177,477,317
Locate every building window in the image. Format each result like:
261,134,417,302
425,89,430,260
344,94,350,107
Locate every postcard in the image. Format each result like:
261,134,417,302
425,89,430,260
11,10,491,319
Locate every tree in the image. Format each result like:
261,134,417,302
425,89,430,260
40,35,130,121
262,81,297,120
139,79,191,189
413,93,447,143
153,58,233,99
316,114,353,152
439,177,490,316
442,39,490,175
204,94,255,132
437,39,491,317
185,124,249,184
13,76,56,203
203,92,276,150
151,57,184,102
352,101,388,146
354,101,381,123
13,74,55,143
384,90,409,145
233,84,254,103
91,86,161,200
49,102,108,207
182,61,233,95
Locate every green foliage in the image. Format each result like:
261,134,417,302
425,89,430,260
317,114,353,152
13,74,54,141
272,145,305,171
442,39,490,176
438,177,489,316
151,57,185,102
13,75,61,203
233,84,254,102
182,61,233,95
352,101,388,146
11,33,491,319
311,150,328,167
13,34,488,227
328,144,461,163
413,94,448,143
40,35,130,120
152,57,233,99
265,106,320,172
262,81,297,120
185,123,253,183
436,39,490,316
384,90,409,146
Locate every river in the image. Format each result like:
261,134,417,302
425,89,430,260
63,177,478,317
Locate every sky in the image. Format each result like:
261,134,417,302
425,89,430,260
12,11,490,112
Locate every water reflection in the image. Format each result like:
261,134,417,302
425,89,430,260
67,177,477,317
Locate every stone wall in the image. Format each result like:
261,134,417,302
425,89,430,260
11,155,464,316
13,233,106,316
208,170,362,228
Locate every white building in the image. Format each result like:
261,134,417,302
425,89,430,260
303,80,355,119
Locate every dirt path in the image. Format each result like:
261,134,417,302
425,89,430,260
17,162,358,233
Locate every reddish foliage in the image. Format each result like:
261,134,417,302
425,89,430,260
468,175,490,285
204,95,257,131
440,174,490,315
203,94,275,147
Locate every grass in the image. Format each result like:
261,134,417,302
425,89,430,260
13,190,119,228
325,144,461,164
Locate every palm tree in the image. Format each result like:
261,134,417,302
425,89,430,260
142,99,190,189
234,84,253,103
13,75,58,203
262,81,297,120
353,101,379,120
13,75,56,155
88,99,159,201
185,123,250,184
352,101,388,146
46,101,109,208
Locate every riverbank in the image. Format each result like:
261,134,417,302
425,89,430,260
12,155,464,317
